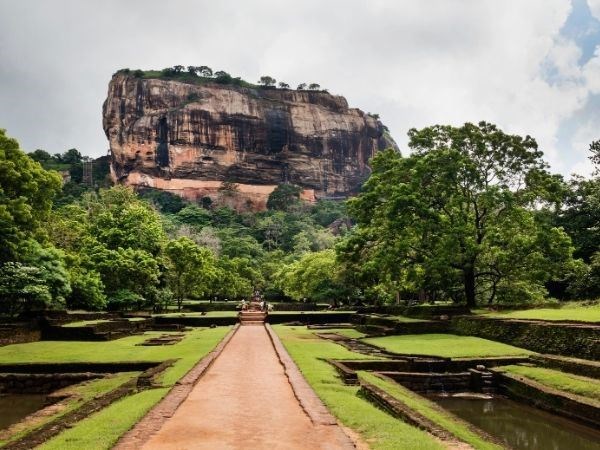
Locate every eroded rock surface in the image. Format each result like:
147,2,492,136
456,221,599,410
103,73,397,210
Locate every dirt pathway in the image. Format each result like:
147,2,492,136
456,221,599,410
141,325,354,450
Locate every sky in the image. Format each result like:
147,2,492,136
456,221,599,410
0,0,599,177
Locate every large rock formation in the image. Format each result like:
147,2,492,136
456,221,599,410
103,72,397,210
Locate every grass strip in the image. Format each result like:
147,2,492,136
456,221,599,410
38,388,169,450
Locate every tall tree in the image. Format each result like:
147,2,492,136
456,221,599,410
344,122,573,307
165,237,217,310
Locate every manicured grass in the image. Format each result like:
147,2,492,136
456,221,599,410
496,365,600,403
274,325,443,450
363,334,531,358
39,387,169,450
0,327,231,449
360,372,502,450
0,372,138,446
62,319,110,327
475,302,600,322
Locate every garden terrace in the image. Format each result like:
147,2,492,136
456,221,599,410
450,316,600,360
0,327,230,448
276,325,600,449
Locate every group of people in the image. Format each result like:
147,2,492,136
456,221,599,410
239,298,273,312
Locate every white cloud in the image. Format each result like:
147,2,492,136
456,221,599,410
589,0,600,20
0,0,597,176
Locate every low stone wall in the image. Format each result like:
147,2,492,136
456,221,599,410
0,373,101,394
266,312,355,325
0,361,161,374
357,305,470,319
450,316,600,360
41,319,152,341
353,315,450,335
530,354,600,378
184,302,239,312
0,324,41,346
496,371,600,428
154,315,238,327
379,371,472,393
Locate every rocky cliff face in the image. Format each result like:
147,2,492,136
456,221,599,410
103,73,397,210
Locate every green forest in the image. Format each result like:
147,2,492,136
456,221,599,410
1,121,599,315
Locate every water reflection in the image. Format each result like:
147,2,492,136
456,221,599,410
434,395,600,450
0,394,47,430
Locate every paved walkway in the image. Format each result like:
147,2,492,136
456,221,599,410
141,325,354,450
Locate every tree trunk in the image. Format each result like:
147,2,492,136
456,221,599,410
463,266,476,308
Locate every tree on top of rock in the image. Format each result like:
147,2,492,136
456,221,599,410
258,76,276,87
278,82,290,89
308,83,321,90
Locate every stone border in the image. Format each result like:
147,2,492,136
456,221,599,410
494,370,600,428
113,324,240,450
531,354,600,379
264,324,357,449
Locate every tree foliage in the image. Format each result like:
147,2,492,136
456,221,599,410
165,237,217,310
342,122,574,306
0,129,62,262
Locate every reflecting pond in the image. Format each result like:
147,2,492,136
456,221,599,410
434,395,600,450
0,394,47,430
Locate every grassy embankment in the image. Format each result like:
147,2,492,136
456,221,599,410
363,334,532,358
495,365,600,402
474,302,600,322
0,327,231,449
276,325,452,450
0,372,137,446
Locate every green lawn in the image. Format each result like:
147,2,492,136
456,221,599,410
475,302,600,322
360,372,502,450
1,327,231,449
274,325,443,450
363,334,532,358
62,319,110,327
495,365,600,403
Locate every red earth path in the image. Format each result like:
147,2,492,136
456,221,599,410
140,325,356,450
